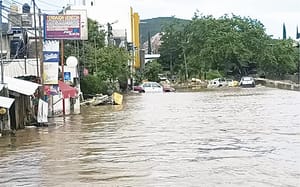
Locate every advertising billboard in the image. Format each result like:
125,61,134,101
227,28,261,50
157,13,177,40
43,40,60,84
44,15,81,40
65,9,88,40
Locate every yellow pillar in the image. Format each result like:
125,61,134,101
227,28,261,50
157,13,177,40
133,12,140,69
130,7,134,45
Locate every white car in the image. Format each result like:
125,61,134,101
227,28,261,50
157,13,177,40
239,76,255,87
208,78,228,88
133,82,164,93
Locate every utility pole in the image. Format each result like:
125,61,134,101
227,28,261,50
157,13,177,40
32,0,39,78
183,49,188,81
107,22,112,45
298,41,300,84
0,0,4,84
23,30,27,74
38,9,43,84
0,0,10,132
38,8,44,100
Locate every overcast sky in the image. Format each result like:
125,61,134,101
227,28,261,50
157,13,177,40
12,0,300,39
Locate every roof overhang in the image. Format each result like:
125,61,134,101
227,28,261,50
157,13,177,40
4,76,41,96
0,96,15,109
58,81,77,98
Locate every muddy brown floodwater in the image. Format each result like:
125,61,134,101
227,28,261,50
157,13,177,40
0,87,300,186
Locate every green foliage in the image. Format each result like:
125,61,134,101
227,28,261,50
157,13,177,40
80,75,110,96
64,18,106,68
140,17,190,45
158,13,298,80
65,18,130,95
94,46,130,82
259,39,298,78
206,70,223,80
143,60,163,82
158,19,186,73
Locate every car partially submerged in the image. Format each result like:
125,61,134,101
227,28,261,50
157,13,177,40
239,76,255,87
161,83,176,92
133,82,164,93
207,78,228,88
160,79,176,92
226,79,239,87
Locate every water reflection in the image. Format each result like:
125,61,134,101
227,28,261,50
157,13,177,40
0,87,300,186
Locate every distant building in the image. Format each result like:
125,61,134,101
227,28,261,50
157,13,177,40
142,32,163,54
65,0,131,43
7,3,39,59
111,29,127,47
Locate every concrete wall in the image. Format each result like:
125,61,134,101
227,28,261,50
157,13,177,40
255,78,300,91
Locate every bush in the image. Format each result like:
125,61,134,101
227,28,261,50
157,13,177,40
206,70,222,80
80,75,110,98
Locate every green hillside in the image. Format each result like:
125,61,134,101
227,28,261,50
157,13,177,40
139,17,190,45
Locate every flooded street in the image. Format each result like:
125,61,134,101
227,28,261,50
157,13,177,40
0,87,300,186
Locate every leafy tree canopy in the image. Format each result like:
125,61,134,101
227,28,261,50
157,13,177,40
65,19,130,95
159,13,298,80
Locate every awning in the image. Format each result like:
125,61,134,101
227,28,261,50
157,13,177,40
4,76,41,96
0,96,15,109
58,81,77,99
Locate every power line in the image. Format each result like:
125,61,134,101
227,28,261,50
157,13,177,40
37,0,62,8
3,0,24,6
41,9,58,12
11,0,24,6
1,9,37,36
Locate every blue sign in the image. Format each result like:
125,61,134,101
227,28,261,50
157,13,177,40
43,51,60,62
64,72,71,81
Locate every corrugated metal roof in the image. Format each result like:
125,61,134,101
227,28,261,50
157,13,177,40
0,96,15,109
4,76,41,96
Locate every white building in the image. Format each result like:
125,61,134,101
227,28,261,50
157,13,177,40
67,0,131,42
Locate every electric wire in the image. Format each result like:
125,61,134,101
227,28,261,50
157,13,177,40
37,0,62,8
1,6,37,35
1,5,40,64
0,0,46,73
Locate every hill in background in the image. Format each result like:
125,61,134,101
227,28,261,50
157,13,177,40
139,17,190,49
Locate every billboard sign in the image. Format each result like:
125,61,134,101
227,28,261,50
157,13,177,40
43,40,60,85
66,9,88,40
44,15,81,40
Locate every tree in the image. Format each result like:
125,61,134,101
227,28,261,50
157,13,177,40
65,18,130,95
159,17,187,77
143,60,163,82
158,13,298,80
259,39,298,79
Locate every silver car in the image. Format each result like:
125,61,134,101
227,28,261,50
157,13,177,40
239,76,255,87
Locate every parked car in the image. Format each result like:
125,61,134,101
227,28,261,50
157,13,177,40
159,79,176,92
239,76,255,87
226,79,239,87
208,78,228,88
133,82,164,93
162,84,176,92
